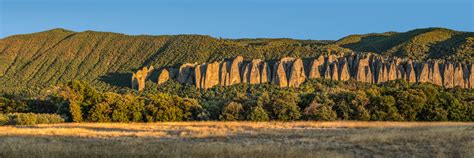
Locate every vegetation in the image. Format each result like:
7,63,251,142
0,27,472,123
0,113,64,125
0,122,472,157
1,28,472,95
1,79,471,123
336,28,474,62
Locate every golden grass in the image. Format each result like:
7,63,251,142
0,121,471,138
0,121,473,157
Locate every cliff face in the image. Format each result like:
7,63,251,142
132,54,473,90
131,66,154,91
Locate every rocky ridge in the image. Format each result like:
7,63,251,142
132,53,473,90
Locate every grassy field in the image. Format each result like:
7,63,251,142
0,122,473,158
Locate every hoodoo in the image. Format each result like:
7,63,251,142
132,54,473,90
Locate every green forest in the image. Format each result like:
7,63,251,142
1,79,472,125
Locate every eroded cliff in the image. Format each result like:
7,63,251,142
132,54,473,90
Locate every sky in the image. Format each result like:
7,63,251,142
0,0,472,40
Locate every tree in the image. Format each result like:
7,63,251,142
89,102,112,122
439,92,469,121
247,105,270,121
270,91,301,121
368,95,403,121
303,101,337,121
395,89,427,121
174,96,202,121
123,94,145,122
220,102,244,121
0,96,28,114
144,93,184,122
331,91,370,120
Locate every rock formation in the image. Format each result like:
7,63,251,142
157,69,170,85
219,61,229,86
242,59,271,84
339,58,351,81
131,66,154,91
288,58,306,87
405,60,417,83
272,57,295,87
417,63,429,83
177,63,198,85
132,54,473,90
453,63,464,88
470,64,474,88
443,62,454,88
227,56,244,86
308,56,324,79
428,61,443,86
200,62,221,89
355,56,373,83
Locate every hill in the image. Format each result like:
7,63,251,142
336,28,474,61
0,28,472,95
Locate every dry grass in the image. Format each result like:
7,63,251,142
0,121,473,158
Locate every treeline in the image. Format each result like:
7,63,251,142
0,113,64,125
1,79,472,123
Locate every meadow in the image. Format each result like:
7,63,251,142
0,121,473,158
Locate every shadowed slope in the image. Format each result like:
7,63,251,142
336,28,474,61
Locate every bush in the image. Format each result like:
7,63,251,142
247,105,269,121
220,102,244,121
5,113,64,125
303,101,337,121
270,92,301,121
368,95,403,121
36,114,65,124
0,96,29,114
202,99,227,120
89,102,112,122
0,114,8,125
395,89,427,121
144,93,187,122
10,113,37,125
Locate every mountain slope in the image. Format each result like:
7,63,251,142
336,28,474,61
0,29,337,94
0,28,472,95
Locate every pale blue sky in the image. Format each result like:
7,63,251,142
0,0,472,40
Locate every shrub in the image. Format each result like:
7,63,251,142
395,89,427,121
220,102,244,121
144,93,184,122
303,101,337,121
174,97,202,121
247,105,269,121
0,114,8,125
0,96,29,114
89,102,112,122
69,102,83,122
202,99,227,120
5,113,64,125
368,95,403,121
123,94,145,122
36,114,65,124
10,113,37,125
270,92,301,121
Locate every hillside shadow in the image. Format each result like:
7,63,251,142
98,72,131,88
341,35,389,52
428,32,474,60
340,28,437,53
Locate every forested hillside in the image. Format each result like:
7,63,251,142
0,28,472,95
336,28,474,61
